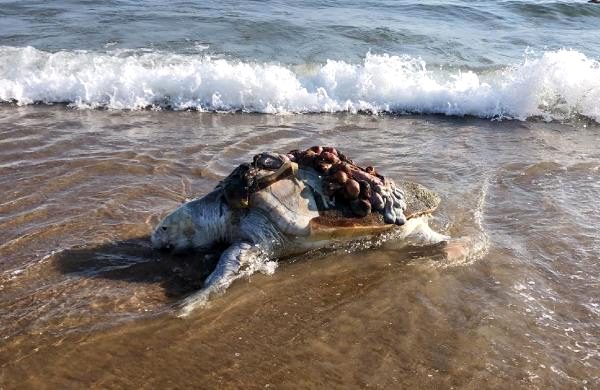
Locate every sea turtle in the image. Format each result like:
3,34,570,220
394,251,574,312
152,148,449,316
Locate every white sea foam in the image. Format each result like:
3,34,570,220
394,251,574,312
1,46,599,121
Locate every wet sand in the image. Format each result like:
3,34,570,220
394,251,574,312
1,106,599,388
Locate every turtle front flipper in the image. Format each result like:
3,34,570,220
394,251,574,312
178,241,261,317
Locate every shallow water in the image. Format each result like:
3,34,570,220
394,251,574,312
1,106,599,388
2,0,600,387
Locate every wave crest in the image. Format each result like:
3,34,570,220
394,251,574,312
0,46,599,121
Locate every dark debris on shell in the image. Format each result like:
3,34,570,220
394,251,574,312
224,146,407,225
288,146,403,222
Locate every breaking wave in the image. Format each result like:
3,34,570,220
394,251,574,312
0,46,599,122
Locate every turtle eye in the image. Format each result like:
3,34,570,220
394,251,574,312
161,226,168,231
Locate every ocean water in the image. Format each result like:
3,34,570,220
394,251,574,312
1,1,600,388
1,0,600,120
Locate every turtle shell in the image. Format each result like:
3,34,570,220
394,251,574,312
249,167,440,240
309,180,440,240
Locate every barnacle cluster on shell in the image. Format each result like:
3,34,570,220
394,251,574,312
287,146,407,225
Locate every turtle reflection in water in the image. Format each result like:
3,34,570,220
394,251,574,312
152,147,464,316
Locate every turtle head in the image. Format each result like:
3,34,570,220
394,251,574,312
151,197,224,253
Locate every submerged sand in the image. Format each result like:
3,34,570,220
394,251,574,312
1,107,599,388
